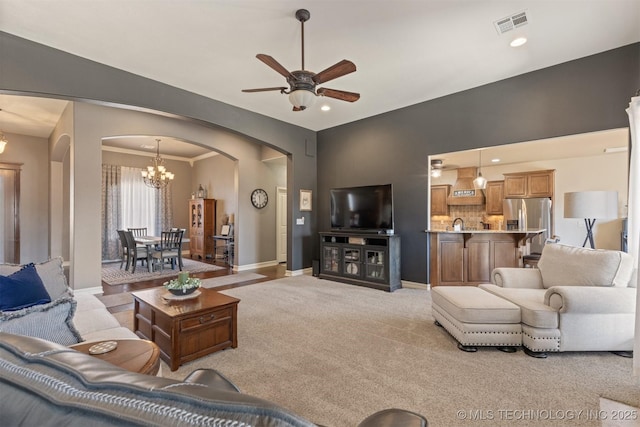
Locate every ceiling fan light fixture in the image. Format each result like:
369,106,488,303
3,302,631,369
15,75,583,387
289,89,316,110
430,158,443,178
243,9,358,110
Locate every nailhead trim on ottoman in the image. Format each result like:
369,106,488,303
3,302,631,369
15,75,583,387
432,286,522,348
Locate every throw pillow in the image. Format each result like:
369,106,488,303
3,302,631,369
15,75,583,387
0,257,71,300
0,296,83,345
0,264,51,311
538,244,634,288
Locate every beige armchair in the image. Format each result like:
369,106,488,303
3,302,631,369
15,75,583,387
483,243,636,357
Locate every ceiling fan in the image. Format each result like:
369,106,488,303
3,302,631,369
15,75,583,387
242,9,360,111
430,159,459,177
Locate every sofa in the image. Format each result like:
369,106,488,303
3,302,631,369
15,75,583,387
1,260,429,426
432,243,636,357
0,257,136,345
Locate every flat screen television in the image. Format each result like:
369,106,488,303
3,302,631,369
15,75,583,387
330,184,394,233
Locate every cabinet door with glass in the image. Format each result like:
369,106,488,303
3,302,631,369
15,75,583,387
322,245,340,274
342,247,363,278
365,248,387,282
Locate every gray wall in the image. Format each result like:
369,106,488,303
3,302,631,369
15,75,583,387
0,132,50,263
0,31,317,287
318,43,640,283
192,154,237,236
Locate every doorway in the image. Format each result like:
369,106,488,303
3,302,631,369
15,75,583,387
276,186,287,263
0,163,21,263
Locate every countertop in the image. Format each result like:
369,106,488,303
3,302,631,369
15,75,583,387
425,229,546,234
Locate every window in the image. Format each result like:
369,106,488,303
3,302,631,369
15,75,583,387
120,166,157,236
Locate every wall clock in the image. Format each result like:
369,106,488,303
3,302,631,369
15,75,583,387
251,188,268,209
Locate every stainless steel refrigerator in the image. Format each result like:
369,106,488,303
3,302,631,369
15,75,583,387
503,198,552,254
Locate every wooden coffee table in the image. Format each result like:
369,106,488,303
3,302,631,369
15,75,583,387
131,287,240,371
71,339,160,376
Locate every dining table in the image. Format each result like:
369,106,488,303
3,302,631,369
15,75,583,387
135,235,191,273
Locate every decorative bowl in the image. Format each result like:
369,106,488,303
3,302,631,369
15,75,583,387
168,287,198,296
163,274,201,296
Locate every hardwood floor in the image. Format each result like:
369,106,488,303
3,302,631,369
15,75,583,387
101,258,288,315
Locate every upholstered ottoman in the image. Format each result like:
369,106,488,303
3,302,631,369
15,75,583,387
431,286,522,352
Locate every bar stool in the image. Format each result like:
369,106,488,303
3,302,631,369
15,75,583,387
523,253,541,268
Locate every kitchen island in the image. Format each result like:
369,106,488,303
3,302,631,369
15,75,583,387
427,229,546,286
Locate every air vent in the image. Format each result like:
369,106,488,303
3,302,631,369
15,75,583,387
494,10,529,35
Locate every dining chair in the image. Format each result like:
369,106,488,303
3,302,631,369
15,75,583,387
128,227,148,237
117,230,131,270
123,230,148,273
151,230,184,271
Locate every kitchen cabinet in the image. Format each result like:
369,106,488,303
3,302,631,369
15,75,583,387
431,185,450,216
485,180,504,215
503,170,555,198
429,231,541,286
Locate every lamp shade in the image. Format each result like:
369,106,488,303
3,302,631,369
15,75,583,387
473,175,487,190
564,191,618,219
288,90,316,110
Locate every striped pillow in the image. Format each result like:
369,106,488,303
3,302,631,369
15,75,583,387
0,297,83,345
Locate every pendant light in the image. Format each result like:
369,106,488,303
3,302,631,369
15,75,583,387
473,150,487,190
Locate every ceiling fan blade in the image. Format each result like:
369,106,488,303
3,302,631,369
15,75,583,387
312,60,356,84
256,54,295,80
317,88,360,102
242,87,287,93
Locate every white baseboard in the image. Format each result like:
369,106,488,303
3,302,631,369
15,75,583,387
286,267,313,277
73,286,103,295
401,280,429,290
235,259,280,272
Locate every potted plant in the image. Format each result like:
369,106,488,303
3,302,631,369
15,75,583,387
164,272,201,295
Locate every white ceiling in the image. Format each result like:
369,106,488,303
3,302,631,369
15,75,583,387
0,2,637,161
431,128,629,170
1,0,639,135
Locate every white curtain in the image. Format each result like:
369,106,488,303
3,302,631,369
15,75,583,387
627,95,640,377
121,166,157,236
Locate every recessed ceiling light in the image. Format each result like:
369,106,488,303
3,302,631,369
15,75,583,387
140,144,155,149
321,105,331,112
491,158,501,163
510,36,527,47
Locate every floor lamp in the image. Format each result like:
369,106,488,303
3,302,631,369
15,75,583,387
564,191,618,249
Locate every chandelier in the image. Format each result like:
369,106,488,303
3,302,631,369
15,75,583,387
141,139,174,189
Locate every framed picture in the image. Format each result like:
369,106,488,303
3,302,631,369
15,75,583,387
300,189,312,211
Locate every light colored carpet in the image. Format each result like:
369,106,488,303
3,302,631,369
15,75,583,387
200,272,267,289
96,292,133,308
112,310,134,331
102,258,224,285
154,275,640,427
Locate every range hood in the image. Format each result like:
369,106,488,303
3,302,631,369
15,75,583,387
446,167,486,205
